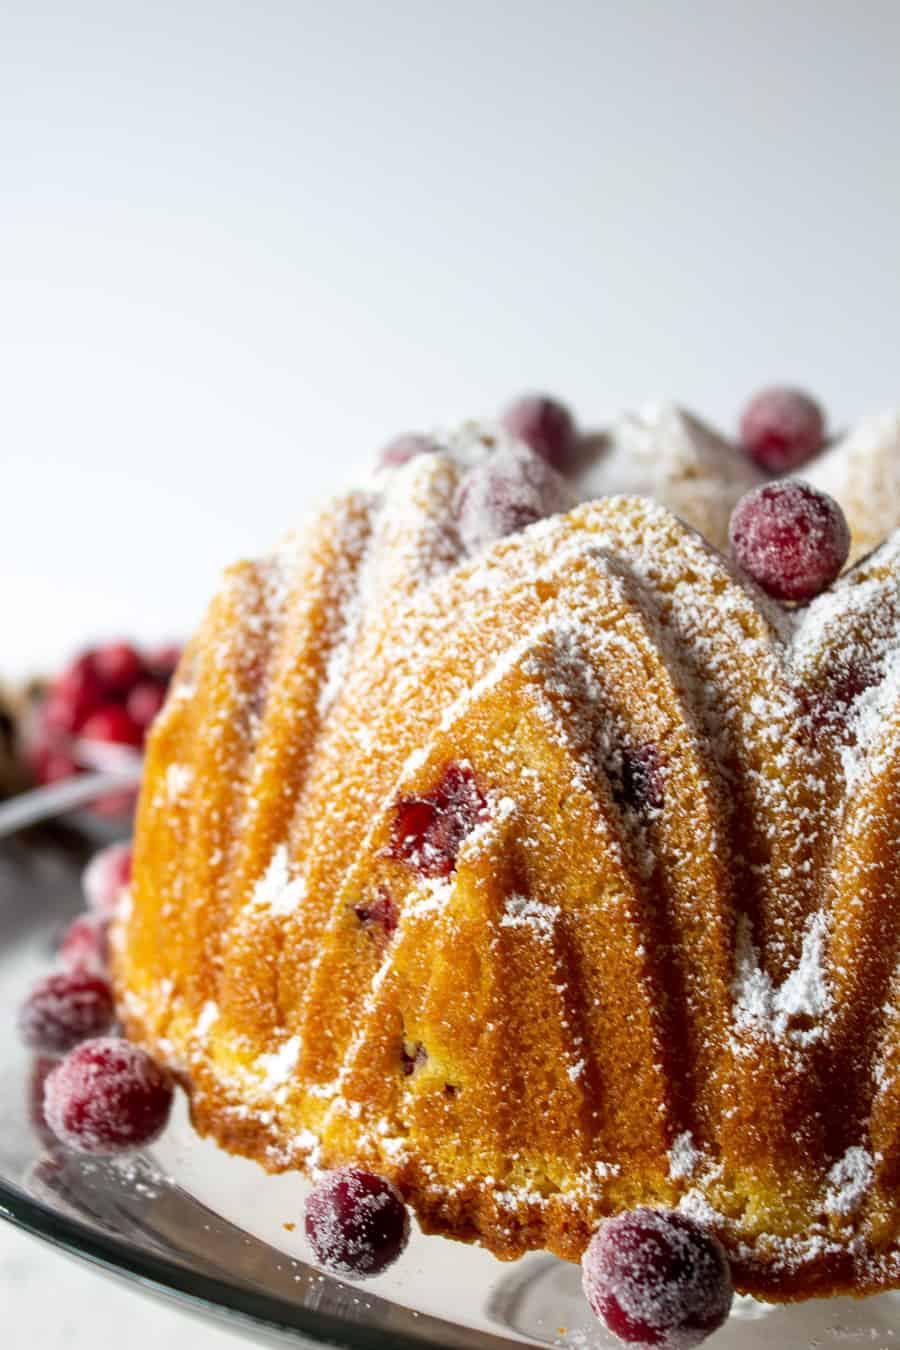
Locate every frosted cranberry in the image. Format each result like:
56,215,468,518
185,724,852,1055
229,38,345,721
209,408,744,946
59,913,111,973
389,763,488,877
93,642,143,694
501,394,577,471
126,680,166,731
80,704,144,747
18,970,115,1054
145,644,182,680
82,842,133,915
582,1209,733,1348
729,481,850,602
455,441,573,553
305,1168,410,1279
379,433,440,469
43,654,104,734
353,888,398,951
739,387,825,473
618,746,664,812
44,1038,173,1155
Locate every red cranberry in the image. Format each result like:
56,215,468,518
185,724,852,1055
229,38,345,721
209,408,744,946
31,744,80,787
82,843,133,915
353,888,398,951
729,481,850,602
582,1209,733,1348
455,441,572,553
43,654,105,735
92,642,144,695
59,913,111,973
305,1168,410,1279
501,393,577,471
44,1037,174,1155
80,704,144,747
378,433,440,469
739,387,825,473
126,680,167,731
145,644,183,680
389,763,488,877
400,1040,427,1076
617,746,665,812
18,970,115,1054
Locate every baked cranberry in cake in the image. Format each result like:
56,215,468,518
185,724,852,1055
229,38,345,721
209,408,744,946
389,763,487,877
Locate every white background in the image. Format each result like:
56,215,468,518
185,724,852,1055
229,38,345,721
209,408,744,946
2,1,900,1345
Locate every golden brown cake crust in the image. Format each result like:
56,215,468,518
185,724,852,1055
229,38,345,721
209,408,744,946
115,464,900,1302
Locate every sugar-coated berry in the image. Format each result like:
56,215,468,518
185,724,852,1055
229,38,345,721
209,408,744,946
305,1168,410,1279
82,842,133,915
28,1056,60,1146
59,913,111,973
92,642,144,695
126,680,167,731
501,393,578,471
582,1209,733,1349
80,704,144,747
44,1038,174,1155
390,763,488,877
18,970,115,1054
729,481,850,602
455,441,573,553
739,386,825,473
378,433,440,469
31,744,80,786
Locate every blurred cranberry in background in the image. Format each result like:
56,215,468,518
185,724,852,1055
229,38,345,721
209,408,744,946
26,639,183,818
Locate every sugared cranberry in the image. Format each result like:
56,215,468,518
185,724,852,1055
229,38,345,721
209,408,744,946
455,441,573,553
44,1038,174,1155
42,654,104,735
378,433,440,469
126,680,167,731
59,913,111,973
582,1209,733,1349
739,387,825,473
92,642,143,694
617,746,665,813
305,1168,410,1279
145,644,183,680
389,763,488,877
82,842,133,915
353,888,398,951
80,704,144,747
501,394,577,471
18,970,115,1054
729,481,850,602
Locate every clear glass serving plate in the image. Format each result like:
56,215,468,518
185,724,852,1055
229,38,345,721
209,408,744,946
1,780,898,1349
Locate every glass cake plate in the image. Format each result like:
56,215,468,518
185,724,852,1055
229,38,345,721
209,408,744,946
0,779,898,1350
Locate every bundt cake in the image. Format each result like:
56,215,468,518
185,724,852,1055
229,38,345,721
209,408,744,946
115,423,900,1304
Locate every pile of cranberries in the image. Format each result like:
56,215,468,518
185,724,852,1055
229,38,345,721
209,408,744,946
29,641,181,814
19,838,175,1155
